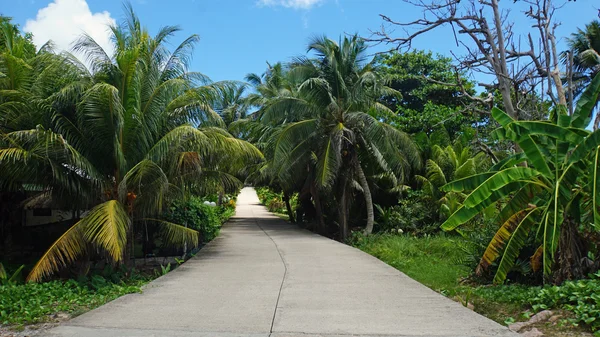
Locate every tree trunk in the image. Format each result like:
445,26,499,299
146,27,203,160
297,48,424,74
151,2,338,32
339,177,348,241
553,216,586,284
355,161,374,235
124,211,135,269
490,0,517,120
182,221,188,259
310,182,325,232
217,191,224,206
282,191,296,223
129,220,135,267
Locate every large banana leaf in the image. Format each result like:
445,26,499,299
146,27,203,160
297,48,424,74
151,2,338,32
441,172,495,193
492,108,552,177
475,207,539,281
490,153,526,171
568,128,600,165
443,102,600,283
441,181,526,231
511,121,585,145
492,107,515,128
477,209,532,276
493,208,541,284
462,167,541,208
494,183,545,225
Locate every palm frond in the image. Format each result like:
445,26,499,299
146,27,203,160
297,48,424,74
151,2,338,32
26,221,86,282
144,218,198,247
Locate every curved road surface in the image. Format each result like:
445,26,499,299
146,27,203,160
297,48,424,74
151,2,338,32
48,187,516,337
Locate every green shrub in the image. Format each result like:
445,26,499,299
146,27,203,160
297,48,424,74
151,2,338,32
217,207,235,224
267,198,286,213
164,197,222,242
256,187,296,214
374,191,440,235
0,278,146,325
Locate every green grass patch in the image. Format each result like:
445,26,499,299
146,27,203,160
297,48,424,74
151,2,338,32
351,233,469,293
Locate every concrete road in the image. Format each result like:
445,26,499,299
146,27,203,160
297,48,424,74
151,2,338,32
47,187,517,337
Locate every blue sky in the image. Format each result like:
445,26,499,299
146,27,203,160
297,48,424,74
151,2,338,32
2,0,599,85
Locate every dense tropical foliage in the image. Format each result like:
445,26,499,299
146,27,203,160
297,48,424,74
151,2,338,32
241,36,420,239
440,79,600,284
0,9,260,283
1,2,600,335
241,13,600,335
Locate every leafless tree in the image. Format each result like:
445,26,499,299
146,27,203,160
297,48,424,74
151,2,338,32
367,0,570,120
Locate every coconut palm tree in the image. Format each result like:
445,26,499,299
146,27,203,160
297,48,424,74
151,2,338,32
416,142,488,220
0,18,76,134
567,20,600,129
569,20,600,78
0,18,92,198
265,35,420,238
0,7,261,282
235,64,309,223
212,82,250,128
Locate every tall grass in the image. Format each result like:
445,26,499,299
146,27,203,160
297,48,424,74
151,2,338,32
351,234,470,293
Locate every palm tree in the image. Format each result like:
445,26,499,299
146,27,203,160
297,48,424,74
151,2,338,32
0,18,74,134
416,142,488,220
235,64,308,223
212,82,250,128
0,6,261,282
265,36,420,239
569,20,600,78
567,20,600,129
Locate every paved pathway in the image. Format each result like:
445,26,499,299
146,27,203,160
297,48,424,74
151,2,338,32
47,187,516,337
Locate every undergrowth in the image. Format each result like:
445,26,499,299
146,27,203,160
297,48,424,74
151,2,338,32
0,275,150,326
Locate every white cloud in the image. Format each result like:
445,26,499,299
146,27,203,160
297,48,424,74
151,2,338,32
24,0,115,56
257,0,325,10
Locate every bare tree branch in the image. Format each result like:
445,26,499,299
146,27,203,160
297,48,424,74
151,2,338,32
367,0,570,121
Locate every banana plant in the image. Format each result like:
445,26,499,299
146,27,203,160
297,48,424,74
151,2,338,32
440,73,600,284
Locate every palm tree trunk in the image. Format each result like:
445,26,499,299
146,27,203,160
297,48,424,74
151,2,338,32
128,217,135,268
339,178,348,241
217,191,224,206
282,191,296,223
310,182,325,232
182,221,188,259
355,161,374,235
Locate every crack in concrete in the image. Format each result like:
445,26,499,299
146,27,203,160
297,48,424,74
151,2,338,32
252,208,288,337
